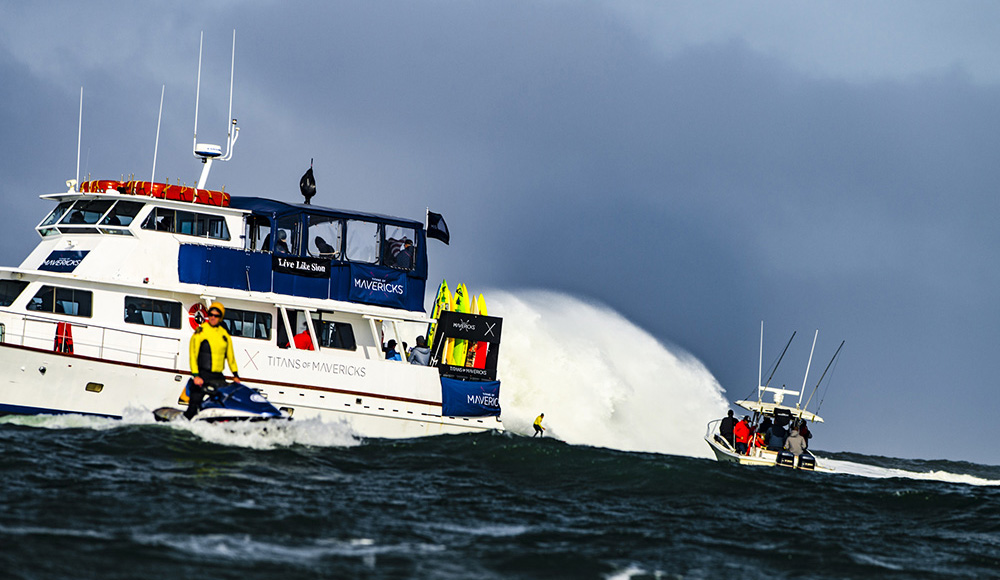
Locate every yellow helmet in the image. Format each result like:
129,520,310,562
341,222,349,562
209,301,225,317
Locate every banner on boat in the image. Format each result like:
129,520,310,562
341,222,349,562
349,264,408,309
440,377,501,417
272,255,331,278
39,250,89,272
434,310,503,381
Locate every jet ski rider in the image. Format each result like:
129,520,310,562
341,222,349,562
185,301,240,419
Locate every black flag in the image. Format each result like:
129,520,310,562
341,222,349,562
426,211,450,245
300,159,316,205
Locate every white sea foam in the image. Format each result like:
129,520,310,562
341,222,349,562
0,408,360,450
488,290,729,458
821,458,1000,486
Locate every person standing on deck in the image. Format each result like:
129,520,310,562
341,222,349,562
734,416,751,455
185,302,240,419
798,421,812,449
533,413,545,437
408,335,431,365
785,429,807,457
719,410,737,448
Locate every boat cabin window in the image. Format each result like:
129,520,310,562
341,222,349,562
222,308,272,340
0,280,29,307
245,215,272,252
26,285,93,317
123,296,182,329
39,202,74,228
275,216,299,254
307,215,342,259
383,225,416,270
141,208,230,240
277,308,313,349
312,312,357,351
60,200,115,226
345,220,380,264
100,201,144,227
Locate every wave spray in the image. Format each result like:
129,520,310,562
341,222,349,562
489,290,729,458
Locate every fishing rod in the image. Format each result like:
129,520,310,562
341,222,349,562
801,340,845,415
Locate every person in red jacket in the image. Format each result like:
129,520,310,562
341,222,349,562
734,416,751,455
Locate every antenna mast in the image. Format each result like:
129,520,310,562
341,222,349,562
758,321,763,393
152,85,165,183
74,87,83,191
192,30,239,190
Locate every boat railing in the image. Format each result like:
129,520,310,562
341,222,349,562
706,417,775,460
705,418,738,453
6,314,181,368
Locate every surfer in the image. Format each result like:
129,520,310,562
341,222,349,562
185,301,240,419
533,413,545,437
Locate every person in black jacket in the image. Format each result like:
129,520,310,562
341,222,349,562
719,410,737,447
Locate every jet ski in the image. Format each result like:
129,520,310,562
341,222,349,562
153,381,290,423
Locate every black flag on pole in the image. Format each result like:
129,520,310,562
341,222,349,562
426,211,450,245
300,159,316,205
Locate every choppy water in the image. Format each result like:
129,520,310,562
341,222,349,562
3,291,997,578
1,414,998,580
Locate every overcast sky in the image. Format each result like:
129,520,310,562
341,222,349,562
2,1,999,464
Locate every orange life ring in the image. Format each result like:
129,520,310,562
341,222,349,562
79,180,123,193
188,303,208,330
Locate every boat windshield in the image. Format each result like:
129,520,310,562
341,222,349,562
100,200,144,227
39,201,74,227
59,200,115,225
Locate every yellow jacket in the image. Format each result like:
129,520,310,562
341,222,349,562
189,322,239,377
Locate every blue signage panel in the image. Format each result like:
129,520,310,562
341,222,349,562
348,264,408,309
39,250,89,272
440,377,501,417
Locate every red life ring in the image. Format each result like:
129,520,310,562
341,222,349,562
188,303,207,330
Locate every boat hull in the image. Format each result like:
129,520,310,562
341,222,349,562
0,342,503,437
705,433,829,472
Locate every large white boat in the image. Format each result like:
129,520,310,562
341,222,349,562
0,39,504,437
705,324,843,472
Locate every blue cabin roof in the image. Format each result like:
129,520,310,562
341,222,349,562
229,197,424,229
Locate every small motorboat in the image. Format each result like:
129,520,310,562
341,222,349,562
706,323,843,472
153,381,290,423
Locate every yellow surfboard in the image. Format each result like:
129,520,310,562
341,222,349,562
449,283,470,365
427,279,451,350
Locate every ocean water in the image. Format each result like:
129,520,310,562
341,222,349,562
2,292,999,579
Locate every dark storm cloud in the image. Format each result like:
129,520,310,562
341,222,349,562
2,1,999,462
